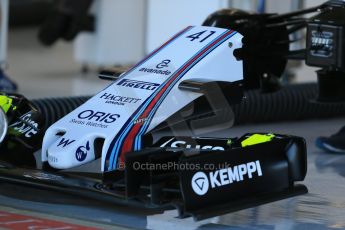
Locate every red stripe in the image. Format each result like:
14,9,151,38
119,123,142,163
0,210,99,230
117,27,192,163
148,26,192,58
128,26,192,71
118,30,234,164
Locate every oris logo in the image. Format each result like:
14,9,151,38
191,161,263,196
77,110,120,123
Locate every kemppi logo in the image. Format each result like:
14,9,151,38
191,160,263,196
191,172,209,195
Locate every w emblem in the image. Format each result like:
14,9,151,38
57,138,75,147
75,141,90,162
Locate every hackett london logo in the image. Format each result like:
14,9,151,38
99,93,141,106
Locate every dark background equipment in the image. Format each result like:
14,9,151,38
203,0,345,102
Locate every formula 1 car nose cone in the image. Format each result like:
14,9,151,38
0,108,8,143
41,25,244,172
47,136,96,169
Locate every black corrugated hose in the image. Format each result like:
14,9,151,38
31,83,345,130
32,96,89,130
232,83,345,124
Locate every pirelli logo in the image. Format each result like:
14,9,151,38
117,79,160,91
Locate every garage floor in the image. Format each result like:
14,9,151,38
1,118,345,230
2,28,345,229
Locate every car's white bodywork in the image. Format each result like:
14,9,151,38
41,26,243,172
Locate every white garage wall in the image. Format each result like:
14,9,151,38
145,0,230,53
75,0,146,66
74,0,323,81
0,0,9,66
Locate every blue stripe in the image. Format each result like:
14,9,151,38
107,29,235,170
106,27,194,170
108,30,231,170
100,27,193,92
134,31,237,150
109,30,234,170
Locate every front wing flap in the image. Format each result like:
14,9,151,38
0,133,307,220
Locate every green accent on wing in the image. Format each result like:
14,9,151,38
0,95,13,113
241,133,275,147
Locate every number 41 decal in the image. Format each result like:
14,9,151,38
186,30,216,43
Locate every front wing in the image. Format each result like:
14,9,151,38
0,133,307,220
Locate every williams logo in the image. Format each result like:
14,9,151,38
99,93,141,106
76,141,90,162
57,138,75,148
191,172,209,195
117,79,160,91
138,59,172,76
191,160,263,196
